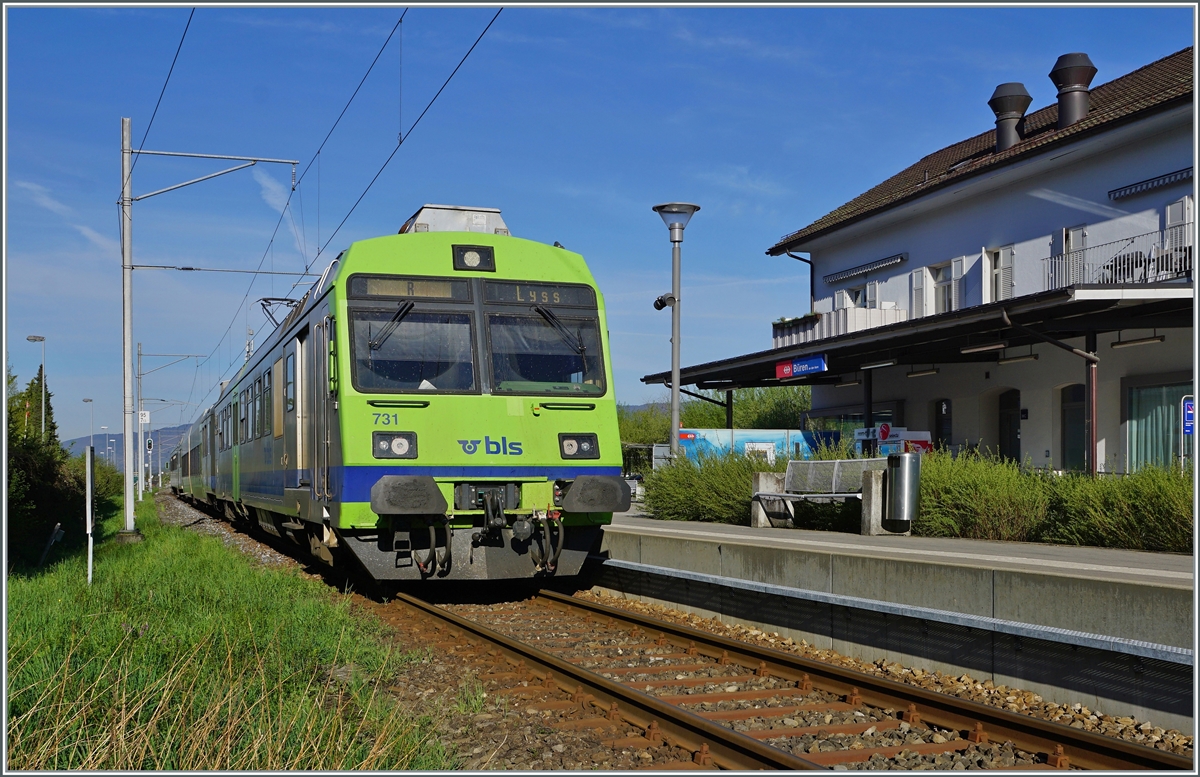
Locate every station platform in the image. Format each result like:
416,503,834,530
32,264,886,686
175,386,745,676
591,511,1195,730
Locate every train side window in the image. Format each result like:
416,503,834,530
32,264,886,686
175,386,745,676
239,391,248,443
263,370,273,438
285,354,295,412
253,378,262,438
272,359,284,437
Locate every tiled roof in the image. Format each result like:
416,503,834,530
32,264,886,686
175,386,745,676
768,47,1195,255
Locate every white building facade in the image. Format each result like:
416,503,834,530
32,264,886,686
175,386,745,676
646,48,1194,474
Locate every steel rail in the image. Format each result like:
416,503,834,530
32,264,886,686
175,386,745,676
538,590,1192,771
393,592,822,770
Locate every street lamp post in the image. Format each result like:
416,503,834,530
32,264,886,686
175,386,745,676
83,398,94,452
101,426,110,465
26,335,45,440
651,203,701,458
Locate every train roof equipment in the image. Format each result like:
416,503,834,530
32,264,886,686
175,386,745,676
398,204,510,236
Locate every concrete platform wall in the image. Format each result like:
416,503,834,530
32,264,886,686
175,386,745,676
593,530,1194,732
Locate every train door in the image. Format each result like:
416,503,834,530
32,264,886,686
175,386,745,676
232,393,241,500
207,411,217,489
312,316,335,504
285,330,307,488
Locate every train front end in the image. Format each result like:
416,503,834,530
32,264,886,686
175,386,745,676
329,206,628,580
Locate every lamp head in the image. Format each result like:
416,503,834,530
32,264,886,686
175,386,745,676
83,398,92,403
653,293,677,311
27,335,44,342
652,202,700,231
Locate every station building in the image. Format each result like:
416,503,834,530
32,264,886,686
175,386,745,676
644,47,1194,474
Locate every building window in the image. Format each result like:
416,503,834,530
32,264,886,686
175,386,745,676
1060,384,1085,471
932,265,953,313
989,246,1013,302
835,288,865,309
1128,382,1192,471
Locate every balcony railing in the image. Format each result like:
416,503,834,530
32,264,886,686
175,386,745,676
773,307,908,349
1043,223,1193,290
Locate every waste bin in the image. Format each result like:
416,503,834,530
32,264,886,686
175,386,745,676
883,452,921,533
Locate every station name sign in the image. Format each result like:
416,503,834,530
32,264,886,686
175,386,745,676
776,354,827,379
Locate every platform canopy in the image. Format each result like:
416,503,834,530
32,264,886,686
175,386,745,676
641,285,1193,390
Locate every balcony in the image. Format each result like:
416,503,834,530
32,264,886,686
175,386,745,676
773,307,908,349
1044,224,1193,290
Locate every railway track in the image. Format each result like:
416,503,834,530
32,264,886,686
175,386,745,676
393,590,1192,771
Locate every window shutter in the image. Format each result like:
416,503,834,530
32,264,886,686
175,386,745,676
999,246,1013,300
865,280,878,309
910,269,924,318
980,248,991,303
835,289,850,310
951,257,963,310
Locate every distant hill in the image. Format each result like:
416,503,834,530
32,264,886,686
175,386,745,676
62,423,190,474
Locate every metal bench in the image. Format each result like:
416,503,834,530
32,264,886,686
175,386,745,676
754,457,888,504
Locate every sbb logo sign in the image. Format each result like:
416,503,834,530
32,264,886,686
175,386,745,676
458,436,523,456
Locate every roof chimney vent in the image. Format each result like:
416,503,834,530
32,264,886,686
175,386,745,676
1049,53,1097,129
988,83,1033,153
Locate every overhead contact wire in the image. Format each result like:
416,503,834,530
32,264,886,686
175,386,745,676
312,7,503,267
126,8,196,184
190,10,409,407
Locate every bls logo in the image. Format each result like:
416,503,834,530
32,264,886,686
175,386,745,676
458,436,523,456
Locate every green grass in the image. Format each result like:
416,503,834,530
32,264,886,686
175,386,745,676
7,495,455,770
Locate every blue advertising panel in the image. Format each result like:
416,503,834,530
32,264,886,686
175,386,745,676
677,428,839,461
1185,398,1194,436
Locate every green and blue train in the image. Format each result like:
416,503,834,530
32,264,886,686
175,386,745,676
168,204,629,580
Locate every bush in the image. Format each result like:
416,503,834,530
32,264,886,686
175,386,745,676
643,451,787,524
915,449,1051,542
6,364,124,568
1038,464,1193,552
643,446,1194,552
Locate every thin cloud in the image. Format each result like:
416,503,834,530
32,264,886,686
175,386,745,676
694,165,788,196
673,27,800,62
252,168,306,258
15,181,73,217
253,167,290,213
73,225,119,255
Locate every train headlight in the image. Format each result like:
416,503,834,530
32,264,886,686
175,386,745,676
373,431,417,459
453,244,496,272
558,433,599,459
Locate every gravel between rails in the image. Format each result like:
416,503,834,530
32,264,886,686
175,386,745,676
152,494,1193,768
570,589,1194,759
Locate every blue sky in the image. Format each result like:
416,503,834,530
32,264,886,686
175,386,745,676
5,5,1194,440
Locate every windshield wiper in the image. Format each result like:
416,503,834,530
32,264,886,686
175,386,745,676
531,305,585,356
369,300,415,351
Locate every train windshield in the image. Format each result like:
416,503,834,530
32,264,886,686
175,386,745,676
350,309,476,392
487,313,605,395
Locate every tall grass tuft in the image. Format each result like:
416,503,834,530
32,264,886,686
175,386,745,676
7,498,452,770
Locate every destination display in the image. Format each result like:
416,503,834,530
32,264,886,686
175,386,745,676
349,275,470,300
775,354,827,379
485,282,596,307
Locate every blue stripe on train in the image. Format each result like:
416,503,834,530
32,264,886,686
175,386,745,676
336,465,622,503
232,465,622,504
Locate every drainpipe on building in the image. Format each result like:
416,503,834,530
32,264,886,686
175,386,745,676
786,251,815,323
